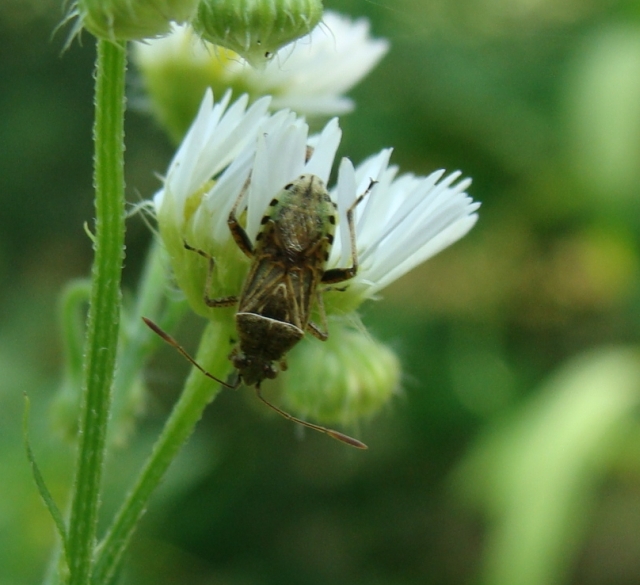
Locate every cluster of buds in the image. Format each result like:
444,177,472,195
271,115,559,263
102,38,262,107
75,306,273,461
75,0,323,68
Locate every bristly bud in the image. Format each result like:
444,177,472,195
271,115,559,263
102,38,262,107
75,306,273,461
280,321,401,426
76,0,198,41
193,0,323,68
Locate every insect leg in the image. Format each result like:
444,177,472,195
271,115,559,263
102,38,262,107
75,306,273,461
254,386,367,449
307,291,328,341
227,186,254,259
183,241,239,307
281,272,304,330
142,317,237,389
321,178,377,284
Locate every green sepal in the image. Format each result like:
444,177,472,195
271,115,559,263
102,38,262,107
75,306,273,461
194,0,323,68
282,319,400,425
77,0,198,41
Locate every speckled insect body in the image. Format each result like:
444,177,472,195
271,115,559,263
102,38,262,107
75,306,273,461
229,174,342,386
147,174,372,448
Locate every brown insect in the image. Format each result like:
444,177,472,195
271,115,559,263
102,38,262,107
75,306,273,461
145,174,374,448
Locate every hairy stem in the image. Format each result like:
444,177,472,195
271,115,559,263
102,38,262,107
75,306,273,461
66,39,127,585
91,319,234,585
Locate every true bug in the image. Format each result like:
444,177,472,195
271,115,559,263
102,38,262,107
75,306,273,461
145,174,374,448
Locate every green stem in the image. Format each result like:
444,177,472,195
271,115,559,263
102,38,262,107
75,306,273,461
91,319,234,585
51,280,91,443
66,39,127,585
60,279,92,386
108,241,188,446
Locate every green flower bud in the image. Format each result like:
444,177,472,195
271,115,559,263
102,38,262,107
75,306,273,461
77,0,199,41
281,321,400,426
193,0,323,68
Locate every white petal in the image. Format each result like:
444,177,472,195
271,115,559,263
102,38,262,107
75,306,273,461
246,117,308,240
201,144,257,240
334,157,357,267
371,213,479,293
332,151,481,297
270,96,354,116
163,88,216,212
161,89,271,223
304,118,342,182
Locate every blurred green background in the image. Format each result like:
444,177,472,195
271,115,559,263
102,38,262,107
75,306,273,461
4,0,640,583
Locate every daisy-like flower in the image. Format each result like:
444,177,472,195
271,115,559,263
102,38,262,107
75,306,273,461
230,11,390,116
133,12,388,140
154,88,272,313
328,152,478,307
154,89,479,427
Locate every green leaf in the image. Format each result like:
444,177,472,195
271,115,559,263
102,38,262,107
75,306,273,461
23,394,69,565
454,347,640,585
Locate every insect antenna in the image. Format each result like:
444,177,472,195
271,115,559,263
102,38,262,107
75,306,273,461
144,317,367,449
142,317,235,388
254,386,368,449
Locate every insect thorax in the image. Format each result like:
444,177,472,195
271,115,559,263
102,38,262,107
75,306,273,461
256,174,336,266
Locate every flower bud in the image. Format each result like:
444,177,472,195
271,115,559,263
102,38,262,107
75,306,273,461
77,0,198,41
193,0,323,68
281,321,400,425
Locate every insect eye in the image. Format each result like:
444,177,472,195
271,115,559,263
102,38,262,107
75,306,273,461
264,364,278,379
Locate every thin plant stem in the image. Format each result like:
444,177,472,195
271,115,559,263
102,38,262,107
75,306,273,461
91,318,234,585
108,240,188,447
66,39,127,585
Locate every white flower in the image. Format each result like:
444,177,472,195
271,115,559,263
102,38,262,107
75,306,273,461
155,89,270,233
154,88,271,314
329,153,479,300
154,89,344,316
133,11,388,119
152,90,479,429
155,90,479,317
238,11,390,115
